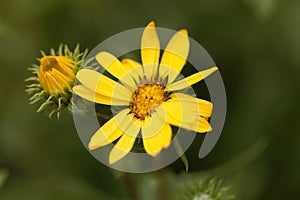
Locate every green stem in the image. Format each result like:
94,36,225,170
173,137,189,172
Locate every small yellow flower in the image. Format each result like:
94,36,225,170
73,21,218,164
26,44,88,118
38,56,76,95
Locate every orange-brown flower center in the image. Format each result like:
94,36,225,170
129,83,167,120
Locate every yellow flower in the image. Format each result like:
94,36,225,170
26,44,88,118
73,21,218,164
38,56,76,95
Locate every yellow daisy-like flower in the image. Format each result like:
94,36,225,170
26,44,88,118
73,21,218,164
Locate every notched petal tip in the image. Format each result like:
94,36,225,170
148,151,160,157
199,121,213,133
143,143,161,157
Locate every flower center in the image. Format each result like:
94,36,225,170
40,57,59,72
129,83,167,120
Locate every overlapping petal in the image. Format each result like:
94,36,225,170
142,113,172,156
73,85,129,105
95,52,137,89
120,59,145,88
76,69,131,102
95,52,131,79
169,93,213,117
109,117,141,164
88,109,130,150
157,100,212,133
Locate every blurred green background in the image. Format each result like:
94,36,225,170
1,0,300,199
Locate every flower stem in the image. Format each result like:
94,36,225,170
173,137,189,171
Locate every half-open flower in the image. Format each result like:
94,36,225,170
26,44,87,118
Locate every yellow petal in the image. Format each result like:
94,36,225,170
109,116,141,164
169,93,213,117
121,59,144,84
95,52,136,89
47,72,64,93
157,101,197,125
130,115,152,127
141,21,160,81
52,68,72,90
166,67,218,91
73,85,129,105
42,74,54,94
157,101,212,133
141,112,165,138
56,56,76,78
142,116,172,156
122,58,142,68
76,69,131,101
159,29,189,84
109,134,136,165
95,52,132,79
88,109,130,150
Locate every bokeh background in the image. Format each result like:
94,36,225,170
1,0,300,199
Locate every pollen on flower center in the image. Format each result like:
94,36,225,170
129,83,167,120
